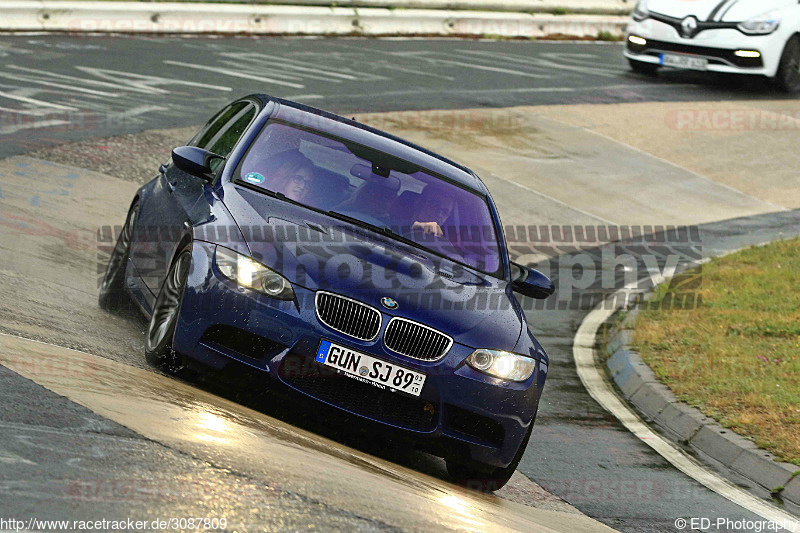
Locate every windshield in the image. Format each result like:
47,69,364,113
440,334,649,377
233,120,503,276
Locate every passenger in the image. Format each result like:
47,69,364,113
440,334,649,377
263,150,315,203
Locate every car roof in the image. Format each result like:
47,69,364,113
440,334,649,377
249,94,488,194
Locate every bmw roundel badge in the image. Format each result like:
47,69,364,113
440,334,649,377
381,297,398,310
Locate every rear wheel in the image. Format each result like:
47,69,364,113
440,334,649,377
145,248,192,372
773,35,800,93
628,58,659,75
99,201,137,311
446,414,535,491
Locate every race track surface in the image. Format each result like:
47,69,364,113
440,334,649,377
1,34,799,532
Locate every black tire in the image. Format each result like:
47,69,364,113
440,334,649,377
99,201,138,311
773,35,800,93
446,413,536,492
628,58,659,76
144,248,192,372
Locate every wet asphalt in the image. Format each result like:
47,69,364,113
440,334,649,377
0,364,394,532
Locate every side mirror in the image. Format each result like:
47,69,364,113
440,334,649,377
172,146,224,182
510,261,555,299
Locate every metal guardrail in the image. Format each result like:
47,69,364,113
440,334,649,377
1,1,630,37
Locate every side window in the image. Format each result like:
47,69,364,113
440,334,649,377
206,104,257,163
186,101,258,174
187,103,240,148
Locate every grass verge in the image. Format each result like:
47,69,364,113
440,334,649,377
633,237,800,465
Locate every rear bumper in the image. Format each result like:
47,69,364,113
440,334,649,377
170,241,547,467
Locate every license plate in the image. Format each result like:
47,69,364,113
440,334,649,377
660,53,708,71
315,340,426,397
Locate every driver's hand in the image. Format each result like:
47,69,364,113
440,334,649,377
411,221,444,237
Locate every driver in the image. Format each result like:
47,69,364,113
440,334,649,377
409,183,455,238
337,175,400,222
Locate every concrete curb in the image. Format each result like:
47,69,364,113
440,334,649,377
604,309,800,509
1,0,629,38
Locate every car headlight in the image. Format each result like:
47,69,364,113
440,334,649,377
214,246,294,300
632,0,649,21
466,349,537,382
738,9,781,35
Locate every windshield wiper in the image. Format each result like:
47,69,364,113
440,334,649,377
326,211,434,257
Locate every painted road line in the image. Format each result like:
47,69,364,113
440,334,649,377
163,60,306,90
8,64,178,94
399,52,554,78
573,280,800,525
0,91,78,111
222,53,363,81
0,450,36,465
0,72,121,97
0,119,72,135
458,49,621,78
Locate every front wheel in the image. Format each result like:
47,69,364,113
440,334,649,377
446,415,535,491
773,35,800,93
145,248,192,372
99,201,138,311
628,58,660,76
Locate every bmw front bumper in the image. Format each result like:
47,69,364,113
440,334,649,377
170,241,547,468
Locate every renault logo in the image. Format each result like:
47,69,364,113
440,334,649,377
380,297,398,310
680,16,698,38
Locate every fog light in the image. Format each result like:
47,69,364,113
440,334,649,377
628,35,647,46
734,50,761,58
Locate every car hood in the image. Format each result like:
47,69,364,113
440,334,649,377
221,185,523,351
646,0,790,21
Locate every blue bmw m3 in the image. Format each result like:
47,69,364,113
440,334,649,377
99,95,554,490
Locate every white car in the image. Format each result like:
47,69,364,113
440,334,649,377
624,0,800,91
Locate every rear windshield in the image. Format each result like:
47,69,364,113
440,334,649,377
233,120,503,276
